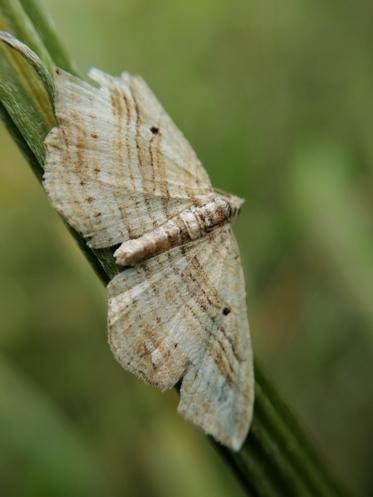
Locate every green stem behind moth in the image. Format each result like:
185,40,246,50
19,0,77,74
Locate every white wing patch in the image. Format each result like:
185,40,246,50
108,225,253,450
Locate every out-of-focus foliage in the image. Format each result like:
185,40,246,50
0,0,372,495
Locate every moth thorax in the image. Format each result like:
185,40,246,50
114,194,242,266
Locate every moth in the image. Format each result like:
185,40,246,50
43,68,254,451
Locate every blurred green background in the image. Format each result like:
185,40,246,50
1,0,373,496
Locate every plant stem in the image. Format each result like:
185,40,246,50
18,0,77,74
0,0,53,71
0,3,352,496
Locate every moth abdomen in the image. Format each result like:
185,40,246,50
114,194,242,266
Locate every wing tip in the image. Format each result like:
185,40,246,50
177,357,255,451
177,394,253,451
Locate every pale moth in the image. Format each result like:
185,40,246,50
43,68,254,451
